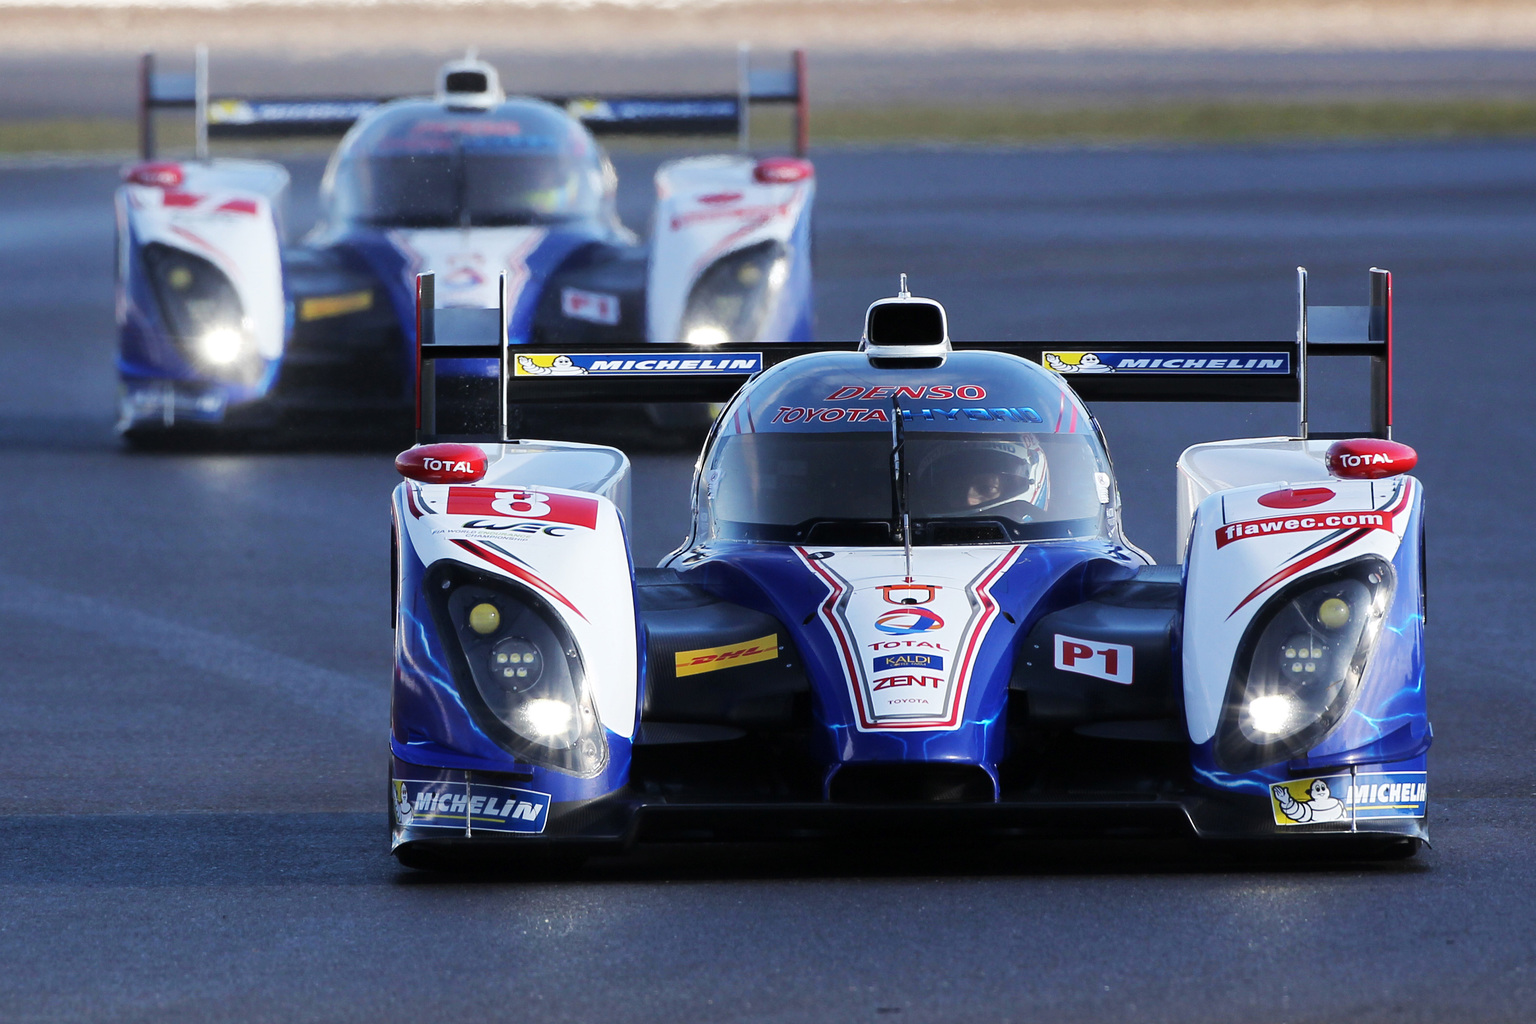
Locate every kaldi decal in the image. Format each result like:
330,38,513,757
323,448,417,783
873,652,945,672
446,487,599,530
1216,510,1393,548
1054,635,1133,684
826,385,987,401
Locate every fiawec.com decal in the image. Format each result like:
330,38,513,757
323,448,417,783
392,779,552,834
674,634,779,678
445,487,599,530
1217,510,1395,548
1044,351,1291,374
1270,772,1427,826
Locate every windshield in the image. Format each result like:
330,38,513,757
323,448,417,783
322,100,607,228
698,350,1116,546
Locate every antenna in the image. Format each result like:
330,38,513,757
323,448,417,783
1296,266,1309,440
898,273,910,298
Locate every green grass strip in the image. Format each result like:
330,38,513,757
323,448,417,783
6,100,1536,156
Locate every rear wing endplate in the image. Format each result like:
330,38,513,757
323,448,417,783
414,267,1394,445
138,45,808,160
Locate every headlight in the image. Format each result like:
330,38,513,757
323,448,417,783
1214,556,1395,771
426,563,608,777
678,239,789,345
141,243,260,383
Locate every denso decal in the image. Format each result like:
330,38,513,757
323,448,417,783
674,633,779,678
1054,634,1133,684
392,778,551,834
1216,510,1393,548
875,608,945,635
873,652,945,672
1044,351,1291,374
445,487,599,530
515,352,762,377
1270,772,1427,826
560,287,620,326
825,385,987,401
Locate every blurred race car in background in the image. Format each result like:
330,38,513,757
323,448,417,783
387,267,1430,869
114,49,814,440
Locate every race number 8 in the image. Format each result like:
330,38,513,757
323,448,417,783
491,490,551,519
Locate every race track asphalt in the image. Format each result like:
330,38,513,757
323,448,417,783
2,141,1535,1022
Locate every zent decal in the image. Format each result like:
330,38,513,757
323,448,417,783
1054,634,1133,684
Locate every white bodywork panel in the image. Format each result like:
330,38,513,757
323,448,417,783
646,155,814,343
1175,437,1338,562
388,227,549,310
399,440,639,738
117,159,289,361
796,545,1024,733
1180,470,1417,745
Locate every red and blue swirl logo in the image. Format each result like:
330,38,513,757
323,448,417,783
874,607,945,635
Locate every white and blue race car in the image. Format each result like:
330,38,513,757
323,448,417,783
114,51,813,438
388,268,1427,868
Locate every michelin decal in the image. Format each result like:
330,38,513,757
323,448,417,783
515,352,763,377
392,778,552,834
1270,772,1427,826
1044,351,1291,374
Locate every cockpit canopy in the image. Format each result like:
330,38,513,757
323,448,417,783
699,350,1119,546
320,99,613,229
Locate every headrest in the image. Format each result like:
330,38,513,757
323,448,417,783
436,55,505,110
860,274,951,363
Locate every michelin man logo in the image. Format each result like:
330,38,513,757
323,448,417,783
516,354,588,376
393,780,414,826
1271,777,1347,825
1044,352,1114,374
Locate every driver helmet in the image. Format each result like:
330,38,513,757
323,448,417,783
922,438,1049,514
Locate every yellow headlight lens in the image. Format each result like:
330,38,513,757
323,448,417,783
469,602,501,635
1318,597,1351,629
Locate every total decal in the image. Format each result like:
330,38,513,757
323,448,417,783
1269,772,1427,826
515,352,763,377
797,547,1024,731
1044,351,1291,374
392,778,552,834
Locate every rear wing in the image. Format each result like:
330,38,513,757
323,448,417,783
414,267,1394,445
137,45,808,160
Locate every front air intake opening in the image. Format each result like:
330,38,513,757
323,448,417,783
828,763,998,803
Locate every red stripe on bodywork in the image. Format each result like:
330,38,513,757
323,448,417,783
451,539,588,622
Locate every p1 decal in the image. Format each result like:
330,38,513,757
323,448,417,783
875,607,945,635
560,287,620,325
1044,351,1291,374
1053,634,1133,684
445,487,599,530
392,778,551,834
674,633,778,678
1217,510,1394,548
1270,772,1427,826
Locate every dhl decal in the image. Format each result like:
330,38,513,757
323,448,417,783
674,633,779,678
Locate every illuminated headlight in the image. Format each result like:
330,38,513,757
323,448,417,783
677,239,789,345
426,563,607,777
1215,557,1394,771
197,327,246,366
141,242,260,383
